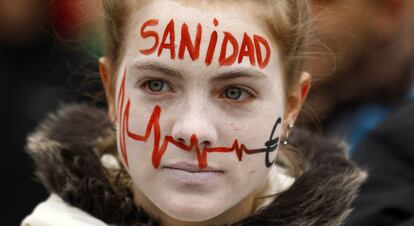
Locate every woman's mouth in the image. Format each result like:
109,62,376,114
162,162,224,185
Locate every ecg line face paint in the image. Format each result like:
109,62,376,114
116,68,281,170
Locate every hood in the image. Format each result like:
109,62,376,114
26,104,366,226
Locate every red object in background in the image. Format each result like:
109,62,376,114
51,0,101,39
51,0,82,39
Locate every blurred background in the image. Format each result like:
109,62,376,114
3,0,414,225
2,0,103,225
302,1,414,225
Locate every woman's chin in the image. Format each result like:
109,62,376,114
157,194,226,222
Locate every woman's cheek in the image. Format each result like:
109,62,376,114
117,101,158,175
224,122,274,182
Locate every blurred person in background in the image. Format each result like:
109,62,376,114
301,0,414,225
1,0,101,225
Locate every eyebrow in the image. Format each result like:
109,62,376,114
210,69,268,83
133,62,183,79
132,61,268,82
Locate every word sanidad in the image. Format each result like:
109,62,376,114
139,18,271,69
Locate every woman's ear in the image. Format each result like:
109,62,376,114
99,57,116,123
284,72,311,128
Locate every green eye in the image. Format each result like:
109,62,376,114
224,87,243,100
221,86,255,103
147,80,165,92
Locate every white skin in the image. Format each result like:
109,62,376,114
100,1,311,226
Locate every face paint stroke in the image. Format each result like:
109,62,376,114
116,68,128,167
139,18,271,69
117,68,282,170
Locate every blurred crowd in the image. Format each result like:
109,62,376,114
3,0,414,225
2,0,103,225
301,0,414,225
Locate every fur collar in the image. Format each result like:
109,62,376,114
26,104,365,226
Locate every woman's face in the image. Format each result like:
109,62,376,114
110,1,288,222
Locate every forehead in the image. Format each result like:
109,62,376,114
122,0,282,79
132,1,264,31
137,1,262,32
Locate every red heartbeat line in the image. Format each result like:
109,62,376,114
116,68,277,169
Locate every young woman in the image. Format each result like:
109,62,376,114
22,0,365,225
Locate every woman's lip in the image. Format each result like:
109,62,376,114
163,167,224,185
162,162,224,173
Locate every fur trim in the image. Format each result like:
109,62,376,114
26,104,366,226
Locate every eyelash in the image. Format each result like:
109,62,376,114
140,79,174,95
219,85,256,104
139,79,256,104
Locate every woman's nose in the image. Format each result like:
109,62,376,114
171,106,218,148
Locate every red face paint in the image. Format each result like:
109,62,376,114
139,18,272,69
178,23,202,61
158,19,176,59
238,33,256,66
219,32,239,66
139,19,160,56
301,82,310,100
117,68,129,167
204,19,219,66
117,68,281,170
253,35,271,69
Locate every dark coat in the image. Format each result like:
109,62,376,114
345,99,414,226
26,104,365,226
